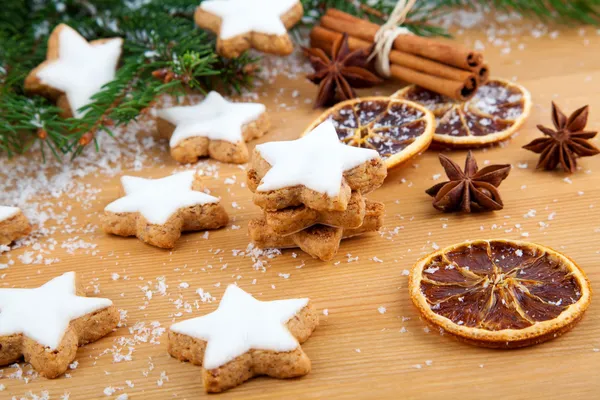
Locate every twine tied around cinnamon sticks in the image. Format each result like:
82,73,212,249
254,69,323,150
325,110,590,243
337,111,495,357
368,0,416,78
310,7,490,101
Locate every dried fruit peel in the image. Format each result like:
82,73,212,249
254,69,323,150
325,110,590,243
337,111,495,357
394,78,532,147
305,97,435,169
409,239,591,348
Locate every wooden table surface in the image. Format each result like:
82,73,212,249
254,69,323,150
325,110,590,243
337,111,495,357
2,19,600,400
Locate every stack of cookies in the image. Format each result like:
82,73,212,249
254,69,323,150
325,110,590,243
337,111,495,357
247,121,387,261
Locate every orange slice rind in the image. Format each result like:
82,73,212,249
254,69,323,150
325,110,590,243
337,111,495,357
409,239,591,349
304,97,435,169
393,78,532,147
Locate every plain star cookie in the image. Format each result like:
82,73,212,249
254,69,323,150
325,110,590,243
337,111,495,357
247,120,387,211
0,272,118,378
0,206,32,245
249,200,384,261
102,171,229,248
156,91,269,164
263,191,366,236
195,0,303,58
25,24,122,118
168,284,319,393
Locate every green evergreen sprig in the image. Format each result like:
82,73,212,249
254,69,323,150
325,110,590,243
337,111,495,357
0,0,257,159
2,0,599,160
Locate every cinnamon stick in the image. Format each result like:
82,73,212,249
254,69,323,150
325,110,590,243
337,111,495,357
310,26,477,101
323,9,483,71
311,26,477,89
475,64,489,84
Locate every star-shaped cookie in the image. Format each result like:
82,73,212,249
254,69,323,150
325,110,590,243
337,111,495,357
249,200,384,261
168,284,318,393
247,120,387,211
194,0,304,58
102,171,229,248
0,272,118,378
0,206,32,245
25,24,122,118
156,91,269,164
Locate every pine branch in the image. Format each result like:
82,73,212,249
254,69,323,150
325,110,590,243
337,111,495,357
0,0,257,160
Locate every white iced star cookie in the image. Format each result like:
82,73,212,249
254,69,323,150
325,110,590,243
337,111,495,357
0,206,32,245
0,272,118,378
194,0,303,58
247,120,388,211
168,284,319,393
156,91,270,164
102,171,229,249
25,24,122,118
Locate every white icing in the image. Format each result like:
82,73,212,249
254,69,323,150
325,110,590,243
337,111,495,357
36,25,122,118
105,171,219,225
0,272,112,350
256,120,380,196
0,206,19,222
156,91,265,147
200,0,298,39
170,284,308,370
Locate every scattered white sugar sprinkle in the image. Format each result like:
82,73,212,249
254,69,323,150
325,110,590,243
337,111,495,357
521,232,529,237
202,231,210,239
517,162,528,169
0,384,5,391
278,272,290,279
355,348,361,353
69,360,79,369
578,191,585,196
125,380,134,388
179,282,189,289
372,256,383,263
231,224,241,230
564,177,573,184
378,306,387,314
593,348,599,352
231,201,241,209
432,174,441,180
432,242,440,250
196,288,215,303
224,177,236,185
116,395,129,400
323,309,329,316
425,360,433,366
424,266,439,274
515,249,524,257
548,212,556,220
104,387,116,396
111,273,120,280
157,371,168,387
402,269,410,276
413,364,422,369
524,209,536,218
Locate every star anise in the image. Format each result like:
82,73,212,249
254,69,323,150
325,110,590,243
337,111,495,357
426,151,511,213
303,33,382,108
523,102,599,173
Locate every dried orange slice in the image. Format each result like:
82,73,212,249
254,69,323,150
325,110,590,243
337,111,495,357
409,240,591,348
305,97,435,169
393,78,532,147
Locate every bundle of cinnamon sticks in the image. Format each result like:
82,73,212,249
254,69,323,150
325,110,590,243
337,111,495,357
310,9,489,101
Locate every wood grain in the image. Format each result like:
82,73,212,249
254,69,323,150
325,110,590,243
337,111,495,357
2,23,600,399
